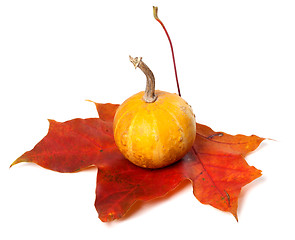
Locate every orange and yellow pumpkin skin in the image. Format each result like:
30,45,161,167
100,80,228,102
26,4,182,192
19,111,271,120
113,90,196,169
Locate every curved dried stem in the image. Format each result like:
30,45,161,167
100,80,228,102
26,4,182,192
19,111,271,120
129,56,157,103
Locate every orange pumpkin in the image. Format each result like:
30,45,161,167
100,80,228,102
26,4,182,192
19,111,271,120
113,57,196,168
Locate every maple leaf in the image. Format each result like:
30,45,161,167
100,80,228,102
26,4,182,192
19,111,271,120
11,102,263,222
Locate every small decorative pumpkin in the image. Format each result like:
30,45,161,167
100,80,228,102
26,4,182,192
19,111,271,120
113,56,196,168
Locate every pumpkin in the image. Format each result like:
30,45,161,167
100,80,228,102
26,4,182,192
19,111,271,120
113,56,196,168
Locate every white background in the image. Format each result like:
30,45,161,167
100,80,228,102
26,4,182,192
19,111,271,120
1,0,295,239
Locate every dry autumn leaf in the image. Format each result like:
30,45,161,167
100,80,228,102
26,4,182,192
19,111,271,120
11,102,263,222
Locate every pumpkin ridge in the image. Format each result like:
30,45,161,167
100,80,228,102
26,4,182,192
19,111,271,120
157,101,185,140
126,111,140,162
113,98,143,137
151,111,162,162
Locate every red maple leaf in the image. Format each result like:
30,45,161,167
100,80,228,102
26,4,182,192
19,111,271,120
11,102,263,222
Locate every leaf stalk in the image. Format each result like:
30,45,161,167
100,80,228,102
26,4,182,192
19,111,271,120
153,6,181,97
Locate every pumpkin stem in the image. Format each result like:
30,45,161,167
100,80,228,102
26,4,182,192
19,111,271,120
129,56,157,103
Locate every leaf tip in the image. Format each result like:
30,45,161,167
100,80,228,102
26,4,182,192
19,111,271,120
228,204,239,222
9,161,17,168
47,119,58,130
85,99,94,104
98,211,120,223
10,157,27,168
47,118,55,123
234,213,239,222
